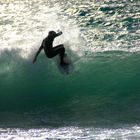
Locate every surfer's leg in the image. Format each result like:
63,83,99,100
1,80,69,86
53,44,68,65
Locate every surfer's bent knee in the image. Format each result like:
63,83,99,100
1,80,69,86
60,45,65,52
59,44,64,49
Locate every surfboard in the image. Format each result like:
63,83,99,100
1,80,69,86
56,54,74,75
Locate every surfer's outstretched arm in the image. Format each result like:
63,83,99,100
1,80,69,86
55,31,63,37
33,45,43,64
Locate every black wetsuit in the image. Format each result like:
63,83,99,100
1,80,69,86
42,31,65,64
33,31,67,65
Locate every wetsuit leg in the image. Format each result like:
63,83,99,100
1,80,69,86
52,44,65,63
47,44,68,65
45,44,66,65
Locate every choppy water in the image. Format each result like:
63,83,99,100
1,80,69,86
0,0,140,139
1,126,140,140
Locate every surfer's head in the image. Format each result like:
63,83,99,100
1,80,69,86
48,31,56,37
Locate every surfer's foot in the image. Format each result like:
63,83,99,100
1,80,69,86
60,61,69,66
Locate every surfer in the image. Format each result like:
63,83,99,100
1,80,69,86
33,30,68,66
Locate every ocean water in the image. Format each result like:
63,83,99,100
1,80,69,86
0,0,140,139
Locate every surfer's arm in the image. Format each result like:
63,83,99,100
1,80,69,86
33,45,43,64
55,31,63,37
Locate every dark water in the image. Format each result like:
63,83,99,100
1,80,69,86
0,0,140,139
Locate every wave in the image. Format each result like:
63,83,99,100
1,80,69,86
0,49,140,127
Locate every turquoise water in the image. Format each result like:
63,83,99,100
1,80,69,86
0,0,140,139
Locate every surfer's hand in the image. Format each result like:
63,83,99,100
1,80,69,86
59,31,63,34
57,29,61,32
57,30,62,35
33,58,37,64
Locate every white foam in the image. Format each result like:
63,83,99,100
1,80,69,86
0,0,84,59
1,126,140,140
0,0,139,61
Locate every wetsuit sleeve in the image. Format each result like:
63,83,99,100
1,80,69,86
32,42,43,63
